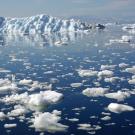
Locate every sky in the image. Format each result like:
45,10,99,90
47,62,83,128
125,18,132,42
0,0,135,19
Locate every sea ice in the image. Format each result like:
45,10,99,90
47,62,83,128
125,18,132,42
32,112,68,132
125,66,135,74
98,70,114,78
0,79,18,93
82,87,108,97
108,103,134,113
4,124,17,128
105,91,130,101
0,112,6,120
78,69,98,77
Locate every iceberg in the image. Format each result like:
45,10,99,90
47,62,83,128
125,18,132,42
0,14,105,35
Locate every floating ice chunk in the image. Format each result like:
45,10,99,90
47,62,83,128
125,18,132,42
19,79,33,85
50,78,59,84
100,65,116,70
68,118,79,122
0,68,11,73
52,110,62,116
1,92,29,104
119,63,129,68
54,41,68,46
108,103,134,113
121,35,132,42
72,107,86,111
44,71,53,74
105,123,116,126
77,124,101,131
132,75,135,79
0,112,6,120
70,83,83,88
78,69,98,77
101,112,111,116
8,105,28,117
98,70,113,78
128,79,135,85
19,79,52,91
1,90,63,110
101,116,111,121
125,66,135,74
104,77,119,83
29,91,63,105
105,91,130,101
77,124,91,131
109,35,132,44
0,79,18,92
32,112,68,132
122,24,135,31
82,87,108,97
122,24,135,34
4,124,17,128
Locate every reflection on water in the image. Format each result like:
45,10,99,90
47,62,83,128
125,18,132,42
0,32,91,47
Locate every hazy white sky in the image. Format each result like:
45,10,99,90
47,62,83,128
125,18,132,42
0,0,134,18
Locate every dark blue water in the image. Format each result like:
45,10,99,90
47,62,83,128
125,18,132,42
0,24,135,135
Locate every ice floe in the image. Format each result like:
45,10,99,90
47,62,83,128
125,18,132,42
108,35,133,45
125,66,135,74
77,69,98,77
77,123,101,132
8,105,28,117
128,78,135,85
0,112,6,120
108,103,134,113
101,116,111,121
68,118,79,122
100,65,116,70
105,91,130,101
19,78,52,91
82,87,108,97
0,79,18,93
0,68,11,73
119,63,129,68
19,79,33,85
32,112,68,132
70,83,83,88
2,90,63,107
4,124,17,128
122,24,135,34
28,90,63,106
98,70,114,78
104,77,120,83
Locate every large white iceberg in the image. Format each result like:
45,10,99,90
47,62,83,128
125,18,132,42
0,14,105,35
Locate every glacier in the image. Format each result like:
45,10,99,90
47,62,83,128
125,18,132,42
0,14,105,35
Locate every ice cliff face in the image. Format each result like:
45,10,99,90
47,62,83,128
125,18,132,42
0,14,104,34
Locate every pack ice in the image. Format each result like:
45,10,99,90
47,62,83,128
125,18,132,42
0,14,105,34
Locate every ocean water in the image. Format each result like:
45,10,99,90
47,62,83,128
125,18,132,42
0,24,135,135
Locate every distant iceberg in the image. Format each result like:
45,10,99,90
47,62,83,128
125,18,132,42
0,14,105,35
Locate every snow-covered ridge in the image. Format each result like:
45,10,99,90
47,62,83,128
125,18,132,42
0,14,105,34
